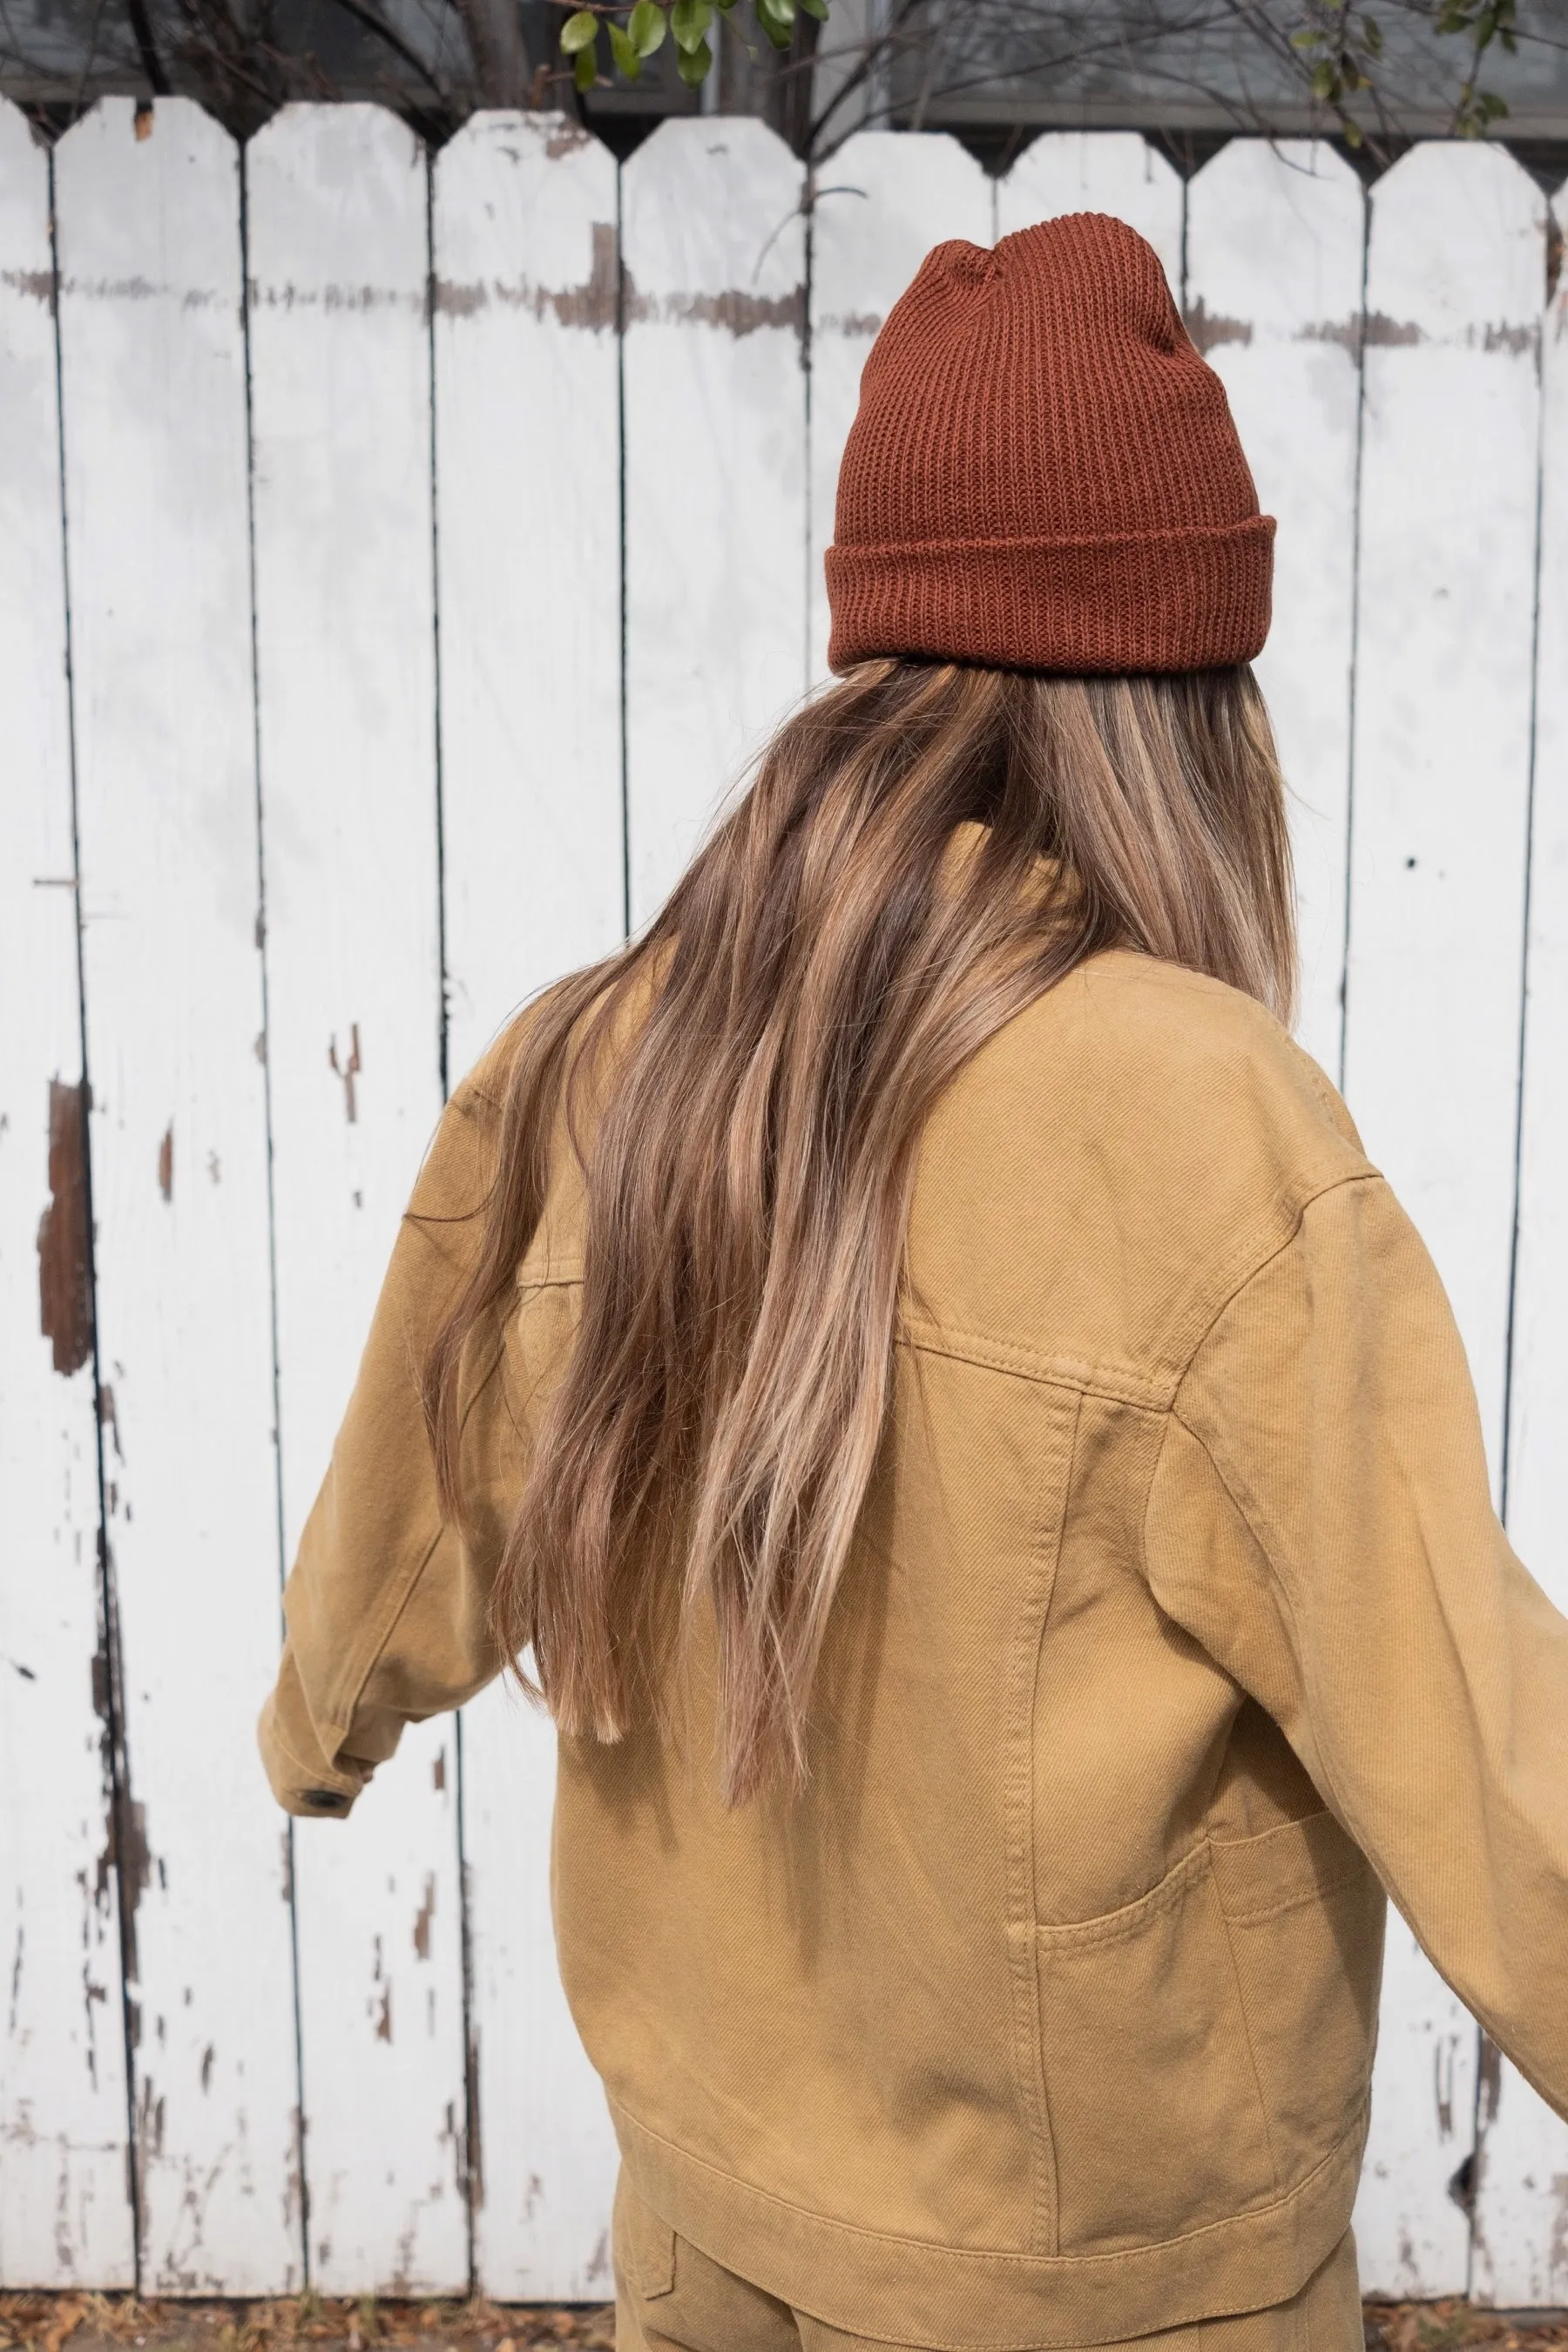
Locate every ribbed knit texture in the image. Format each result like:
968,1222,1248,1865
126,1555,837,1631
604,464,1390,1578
825,213,1276,675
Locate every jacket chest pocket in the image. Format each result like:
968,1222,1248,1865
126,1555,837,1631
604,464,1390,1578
1036,1841,1274,2254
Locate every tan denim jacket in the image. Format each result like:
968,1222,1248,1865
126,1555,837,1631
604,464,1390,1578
260,949,1568,2351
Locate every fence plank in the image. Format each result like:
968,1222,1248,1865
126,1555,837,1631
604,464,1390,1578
1185,142,1364,1078
996,132,1183,295
435,110,625,1070
0,97,133,2292
1471,176,1568,2313
807,130,992,684
622,118,807,927
247,103,465,2295
1342,140,1546,2300
53,95,298,2295
10,113,1568,2306
431,108,622,2299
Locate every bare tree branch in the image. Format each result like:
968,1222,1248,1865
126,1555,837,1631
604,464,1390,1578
323,0,453,95
453,0,529,105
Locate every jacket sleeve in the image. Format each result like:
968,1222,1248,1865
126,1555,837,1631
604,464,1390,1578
1144,1170,1568,2121
258,1067,514,1818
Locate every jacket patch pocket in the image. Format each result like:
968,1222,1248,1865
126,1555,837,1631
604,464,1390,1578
1210,1810,1385,2188
1035,1842,1275,2254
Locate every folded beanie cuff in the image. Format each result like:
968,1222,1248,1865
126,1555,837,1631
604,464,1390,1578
825,517,1276,676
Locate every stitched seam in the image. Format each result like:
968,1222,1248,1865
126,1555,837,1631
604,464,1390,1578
319,1318,507,1732
1157,1405,1396,1952
1208,1812,1328,1852
613,2097,1370,2272
899,1172,1377,1409
1009,1385,1079,2257
514,1195,1379,1390
516,1266,584,1293
1166,1172,1382,1395
263,1704,364,1794
1159,1168,1379,1379
1034,1839,1210,1946
900,1323,1167,1409
1283,1036,1362,1139
1214,1874,1281,2198
1216,1876,1362,1928
321,1521,445,1732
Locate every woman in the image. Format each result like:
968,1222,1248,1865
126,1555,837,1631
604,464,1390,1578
260,214,1568,2352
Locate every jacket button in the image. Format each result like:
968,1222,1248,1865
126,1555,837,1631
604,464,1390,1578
302,1788,344,1810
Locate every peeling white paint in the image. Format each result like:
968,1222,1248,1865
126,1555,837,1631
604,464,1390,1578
3,103,1568,2309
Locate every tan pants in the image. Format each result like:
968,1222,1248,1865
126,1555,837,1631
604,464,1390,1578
612,2176,1364,2352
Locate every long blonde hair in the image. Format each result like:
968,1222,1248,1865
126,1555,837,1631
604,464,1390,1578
425,659,1295,1803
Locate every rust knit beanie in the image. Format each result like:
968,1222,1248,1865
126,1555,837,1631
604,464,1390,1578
825,213,1274,675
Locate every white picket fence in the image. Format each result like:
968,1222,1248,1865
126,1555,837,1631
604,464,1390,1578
2,96,1566,2308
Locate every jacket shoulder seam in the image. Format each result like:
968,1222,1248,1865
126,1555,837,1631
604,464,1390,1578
1166,1167,1382,1391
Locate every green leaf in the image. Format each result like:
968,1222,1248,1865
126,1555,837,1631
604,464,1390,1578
755,0,793,47
628,0,666,51
1342,116,1363,145
798,0,828,17
560,7,599,51
1290,24,1321,44
1361,13,1382,53
608,19,641,75
672,0,712,43
675,28,713,80
574,36,599,87
1309,58,1336,98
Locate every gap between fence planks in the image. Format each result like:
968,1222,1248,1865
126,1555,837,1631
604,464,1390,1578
2,96,1566,2305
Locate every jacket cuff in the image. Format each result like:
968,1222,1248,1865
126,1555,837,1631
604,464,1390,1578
257,1673,369,1820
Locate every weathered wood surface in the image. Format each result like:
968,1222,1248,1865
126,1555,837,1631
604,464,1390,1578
434,110,625,1071
1185,140,1365,1078
247,105,465,2296
621,118,808,926
0,97,134,2292
55,97,299,2296
3,118,1568,2303
432,109,622,2301
1342,141,1546,2301
1471,175,1568,2313
807,131,992,683
996,130,1184,294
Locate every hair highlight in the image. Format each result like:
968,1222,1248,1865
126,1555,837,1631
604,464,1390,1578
425,660,1296,1803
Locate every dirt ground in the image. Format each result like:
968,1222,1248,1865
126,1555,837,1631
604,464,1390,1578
0,2301,614,2352
3,2295,1567,2352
